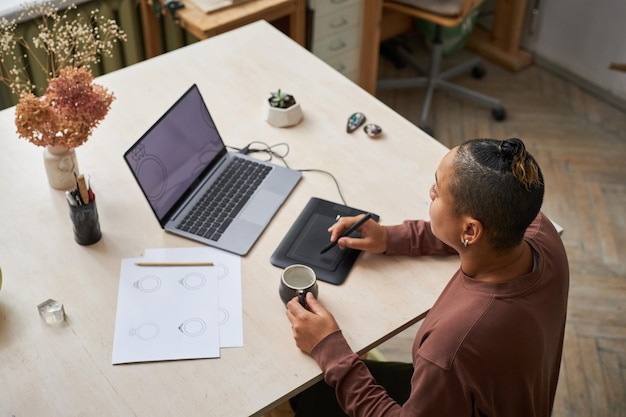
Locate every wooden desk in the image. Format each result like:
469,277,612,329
139,0,530,94
141,0,306,58
0,21,457,416
466,0,533,71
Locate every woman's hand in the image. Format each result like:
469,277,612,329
286,293,340,354
328,214,387,254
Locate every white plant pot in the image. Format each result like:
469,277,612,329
262,100,303,128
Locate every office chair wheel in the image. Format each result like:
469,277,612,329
472,65,486,79
492,107,507,121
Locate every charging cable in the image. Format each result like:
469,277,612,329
228,141,347,205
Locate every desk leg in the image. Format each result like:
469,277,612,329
290,0,307,46
140,0,163,58
466,0,533,71
359,0,383,95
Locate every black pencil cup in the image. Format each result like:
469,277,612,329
68,196,102,245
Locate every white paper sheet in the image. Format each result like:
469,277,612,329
187,0,232,13
112,258,220,364
144,247,243,348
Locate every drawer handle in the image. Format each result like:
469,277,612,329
334,63,347,73
331,0,348,4
330,18,348,29
329,40,347,51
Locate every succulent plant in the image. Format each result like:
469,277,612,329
268,89,296,109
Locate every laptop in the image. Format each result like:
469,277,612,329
124,84,302,255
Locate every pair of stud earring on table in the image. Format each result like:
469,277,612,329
346,112,383,138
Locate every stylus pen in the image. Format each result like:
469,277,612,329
320,213,373,254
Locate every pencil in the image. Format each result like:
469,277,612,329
320,212,373,254
134,262,214,267
77,174,89,205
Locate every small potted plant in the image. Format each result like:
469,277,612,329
263,88,303,128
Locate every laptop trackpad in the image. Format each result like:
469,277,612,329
239,190,283,226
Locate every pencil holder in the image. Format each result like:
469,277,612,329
68,195,102,245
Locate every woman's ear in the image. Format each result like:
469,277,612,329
461,217,483,246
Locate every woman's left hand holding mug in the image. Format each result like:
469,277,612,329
286,293,340,354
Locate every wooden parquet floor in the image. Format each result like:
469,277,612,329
374,34,626,417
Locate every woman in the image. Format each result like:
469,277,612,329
286,138,569,417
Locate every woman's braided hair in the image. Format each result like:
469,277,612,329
450,138,544,250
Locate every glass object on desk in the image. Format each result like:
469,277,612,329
37,299,65,324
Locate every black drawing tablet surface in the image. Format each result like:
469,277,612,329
270,197,379,285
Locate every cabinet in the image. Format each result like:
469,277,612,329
308,0,363,82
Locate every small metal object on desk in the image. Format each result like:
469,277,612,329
347,112,366,133
364,123,383,138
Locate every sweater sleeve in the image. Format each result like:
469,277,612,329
311,331,403,417
310,331,468,417
385,220,458,256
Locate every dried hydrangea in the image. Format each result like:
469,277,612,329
0,0,127,97
15,66,114,148
1,1,126,148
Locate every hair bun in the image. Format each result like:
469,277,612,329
498,138,525,159
498,138,542,190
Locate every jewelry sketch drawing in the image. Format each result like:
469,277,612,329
133,275,162,293
128,322,160,340
178,317,207,337
178,272,207,290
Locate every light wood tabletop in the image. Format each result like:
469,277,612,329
0,21,458,416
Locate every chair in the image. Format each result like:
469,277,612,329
378,0,506,135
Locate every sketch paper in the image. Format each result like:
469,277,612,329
112,258,220,364
144,247,243,347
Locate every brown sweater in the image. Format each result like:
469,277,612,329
311,213,569,417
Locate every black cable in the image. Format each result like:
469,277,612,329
298,169,347,206
228,141,347,206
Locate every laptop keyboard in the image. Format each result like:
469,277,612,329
178,158,272,241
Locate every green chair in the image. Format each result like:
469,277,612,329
378,0,507,135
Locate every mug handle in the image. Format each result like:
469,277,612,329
297,290,306,308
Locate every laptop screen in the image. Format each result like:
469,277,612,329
124,85,225,221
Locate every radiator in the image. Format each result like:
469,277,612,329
0,0,195,109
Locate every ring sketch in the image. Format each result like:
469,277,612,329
214,263,228,280
178,272,207,290
178,317,207,337
218,308,230,326
133,275,162,292
130,144,167,200
128,322,160,340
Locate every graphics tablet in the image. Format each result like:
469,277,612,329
270,197,379,285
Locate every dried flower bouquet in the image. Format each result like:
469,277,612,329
0,0,126,148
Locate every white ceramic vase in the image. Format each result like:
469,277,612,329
43,145,80,190
262,100,303,128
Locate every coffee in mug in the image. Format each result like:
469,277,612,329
279,264,319,307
